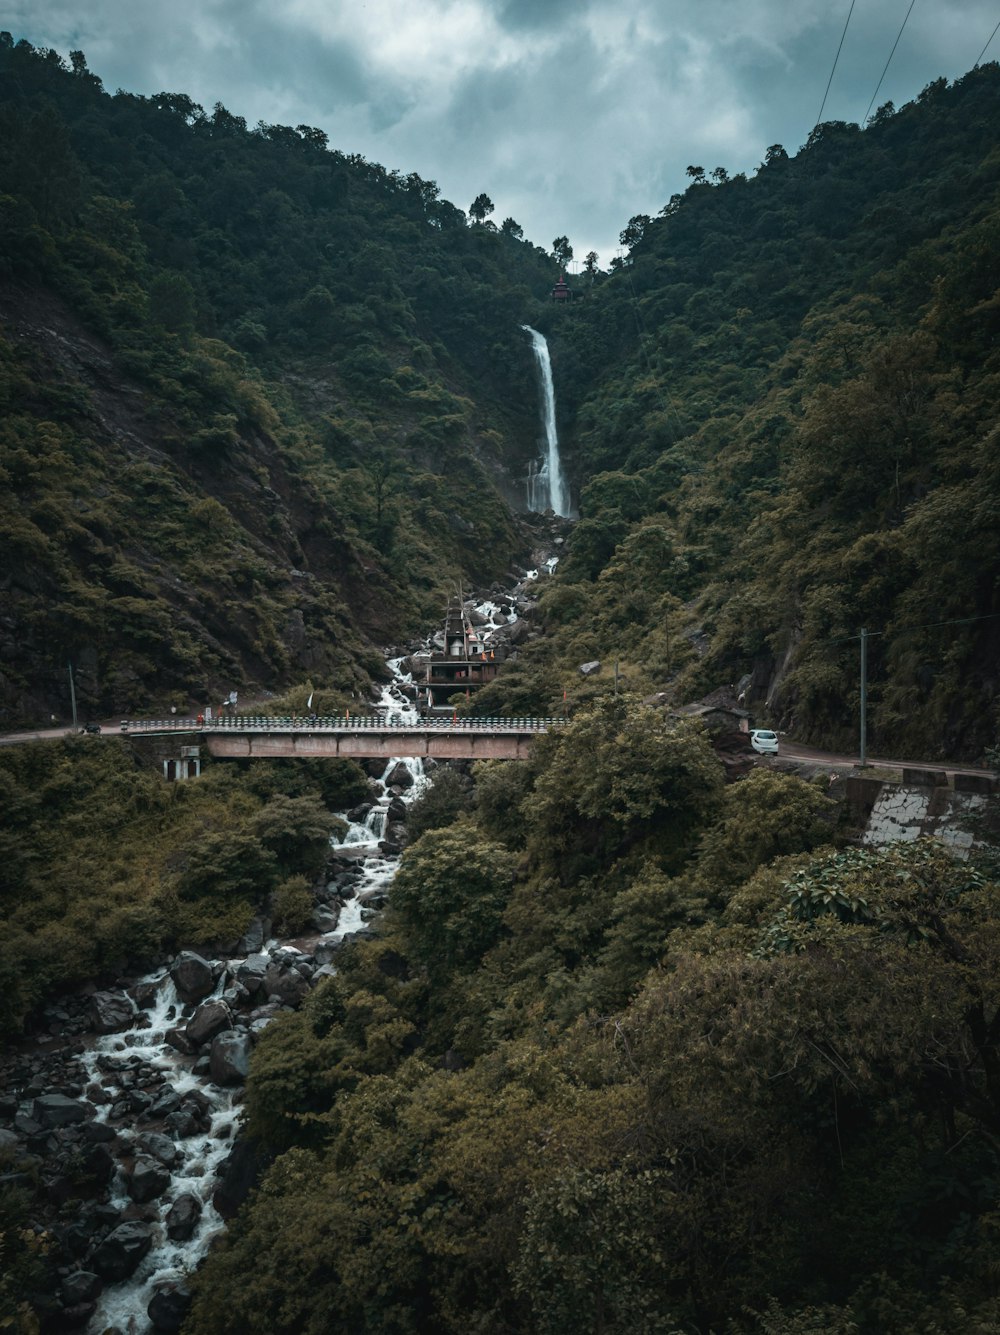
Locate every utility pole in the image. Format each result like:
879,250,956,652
859,628,868,769
614,658,620,696
68,662,78,730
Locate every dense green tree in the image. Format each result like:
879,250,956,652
468,191,494,223
389,818,514,981
552,234,573,265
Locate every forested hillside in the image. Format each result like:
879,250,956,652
185,700,1000,1335
3,34,1000,1335
0,35,556,725
510,66,1000,762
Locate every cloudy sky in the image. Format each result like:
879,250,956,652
5,1,999,261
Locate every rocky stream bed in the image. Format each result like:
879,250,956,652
0,562,558,1333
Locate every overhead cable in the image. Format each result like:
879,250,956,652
862,0,917,125
823,611,1000,646
816,0,858,126
974,17,1000,66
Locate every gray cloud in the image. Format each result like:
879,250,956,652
5,0,1000,262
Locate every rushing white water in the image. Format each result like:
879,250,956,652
521,325,571,518
81,970,243,1332
77,577,552,1331
82,659,433,1334
337,660,429,849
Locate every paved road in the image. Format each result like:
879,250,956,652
778,739,991,779
0,724,94,748
0,721,993,781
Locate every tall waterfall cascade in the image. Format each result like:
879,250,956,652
521,325,572,518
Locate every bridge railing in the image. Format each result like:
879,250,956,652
121,715,568,734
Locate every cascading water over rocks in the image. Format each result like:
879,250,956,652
522,325,572,518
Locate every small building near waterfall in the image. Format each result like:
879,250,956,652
424,600,504,709
551,272,570,301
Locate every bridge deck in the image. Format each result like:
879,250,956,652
123,716,565,761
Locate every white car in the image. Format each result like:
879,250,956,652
750,729,779,755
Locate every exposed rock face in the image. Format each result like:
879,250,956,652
169,951,216,1002
209,1031,252,1085
165,1192,202,1241
128,1155,171,1203
185,998,233,1046
212,1137,273,1219
148,1280,193,1332
91,1221,154,1281
89,991,137,1033
385,761,415,788
32,1094,90,1129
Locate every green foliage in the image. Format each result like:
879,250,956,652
404,765,473,841
512,64,1000,761
0,37,555,725
390,818,514,982
691,768,838,902
473,758,533,848
252,793,336,878
526,697,724,878
271,874,313,936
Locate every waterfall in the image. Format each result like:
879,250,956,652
521,325,571,517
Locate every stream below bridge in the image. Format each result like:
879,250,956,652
0,565,555,1335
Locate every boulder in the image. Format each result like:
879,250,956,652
386,796,407,822
61,1271,102,1305
91,1221,154,1280
209,1031,252,1085
128,1155,171,1203
169,951,215,1002
89,991,136,1034
138,1132,179,1167
164,1026,197,1057
579,660,602,676
313,938,346,965
164,1106,205,1139
32,1094,90,1129
165,1192,202,1241
81,1141,116,1187
213,1137,273,1219
148,1281,192,1333
311,905,340,933
80,1120,116,1144
236,954,269,993
185,999,233,1047
385,761,414,789
263,964,309,1008
145,1090,182,1120
233,916,270,955
131,980,161,1010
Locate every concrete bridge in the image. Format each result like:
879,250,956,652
123,715,566,761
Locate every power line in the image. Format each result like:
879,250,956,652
816,0,858,126
824,611,1000,647
861,0,917,125
974,17,1000,66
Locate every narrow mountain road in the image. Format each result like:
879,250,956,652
778,738,992,779
0,721,993,784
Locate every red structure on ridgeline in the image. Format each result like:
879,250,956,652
551,272,570,301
